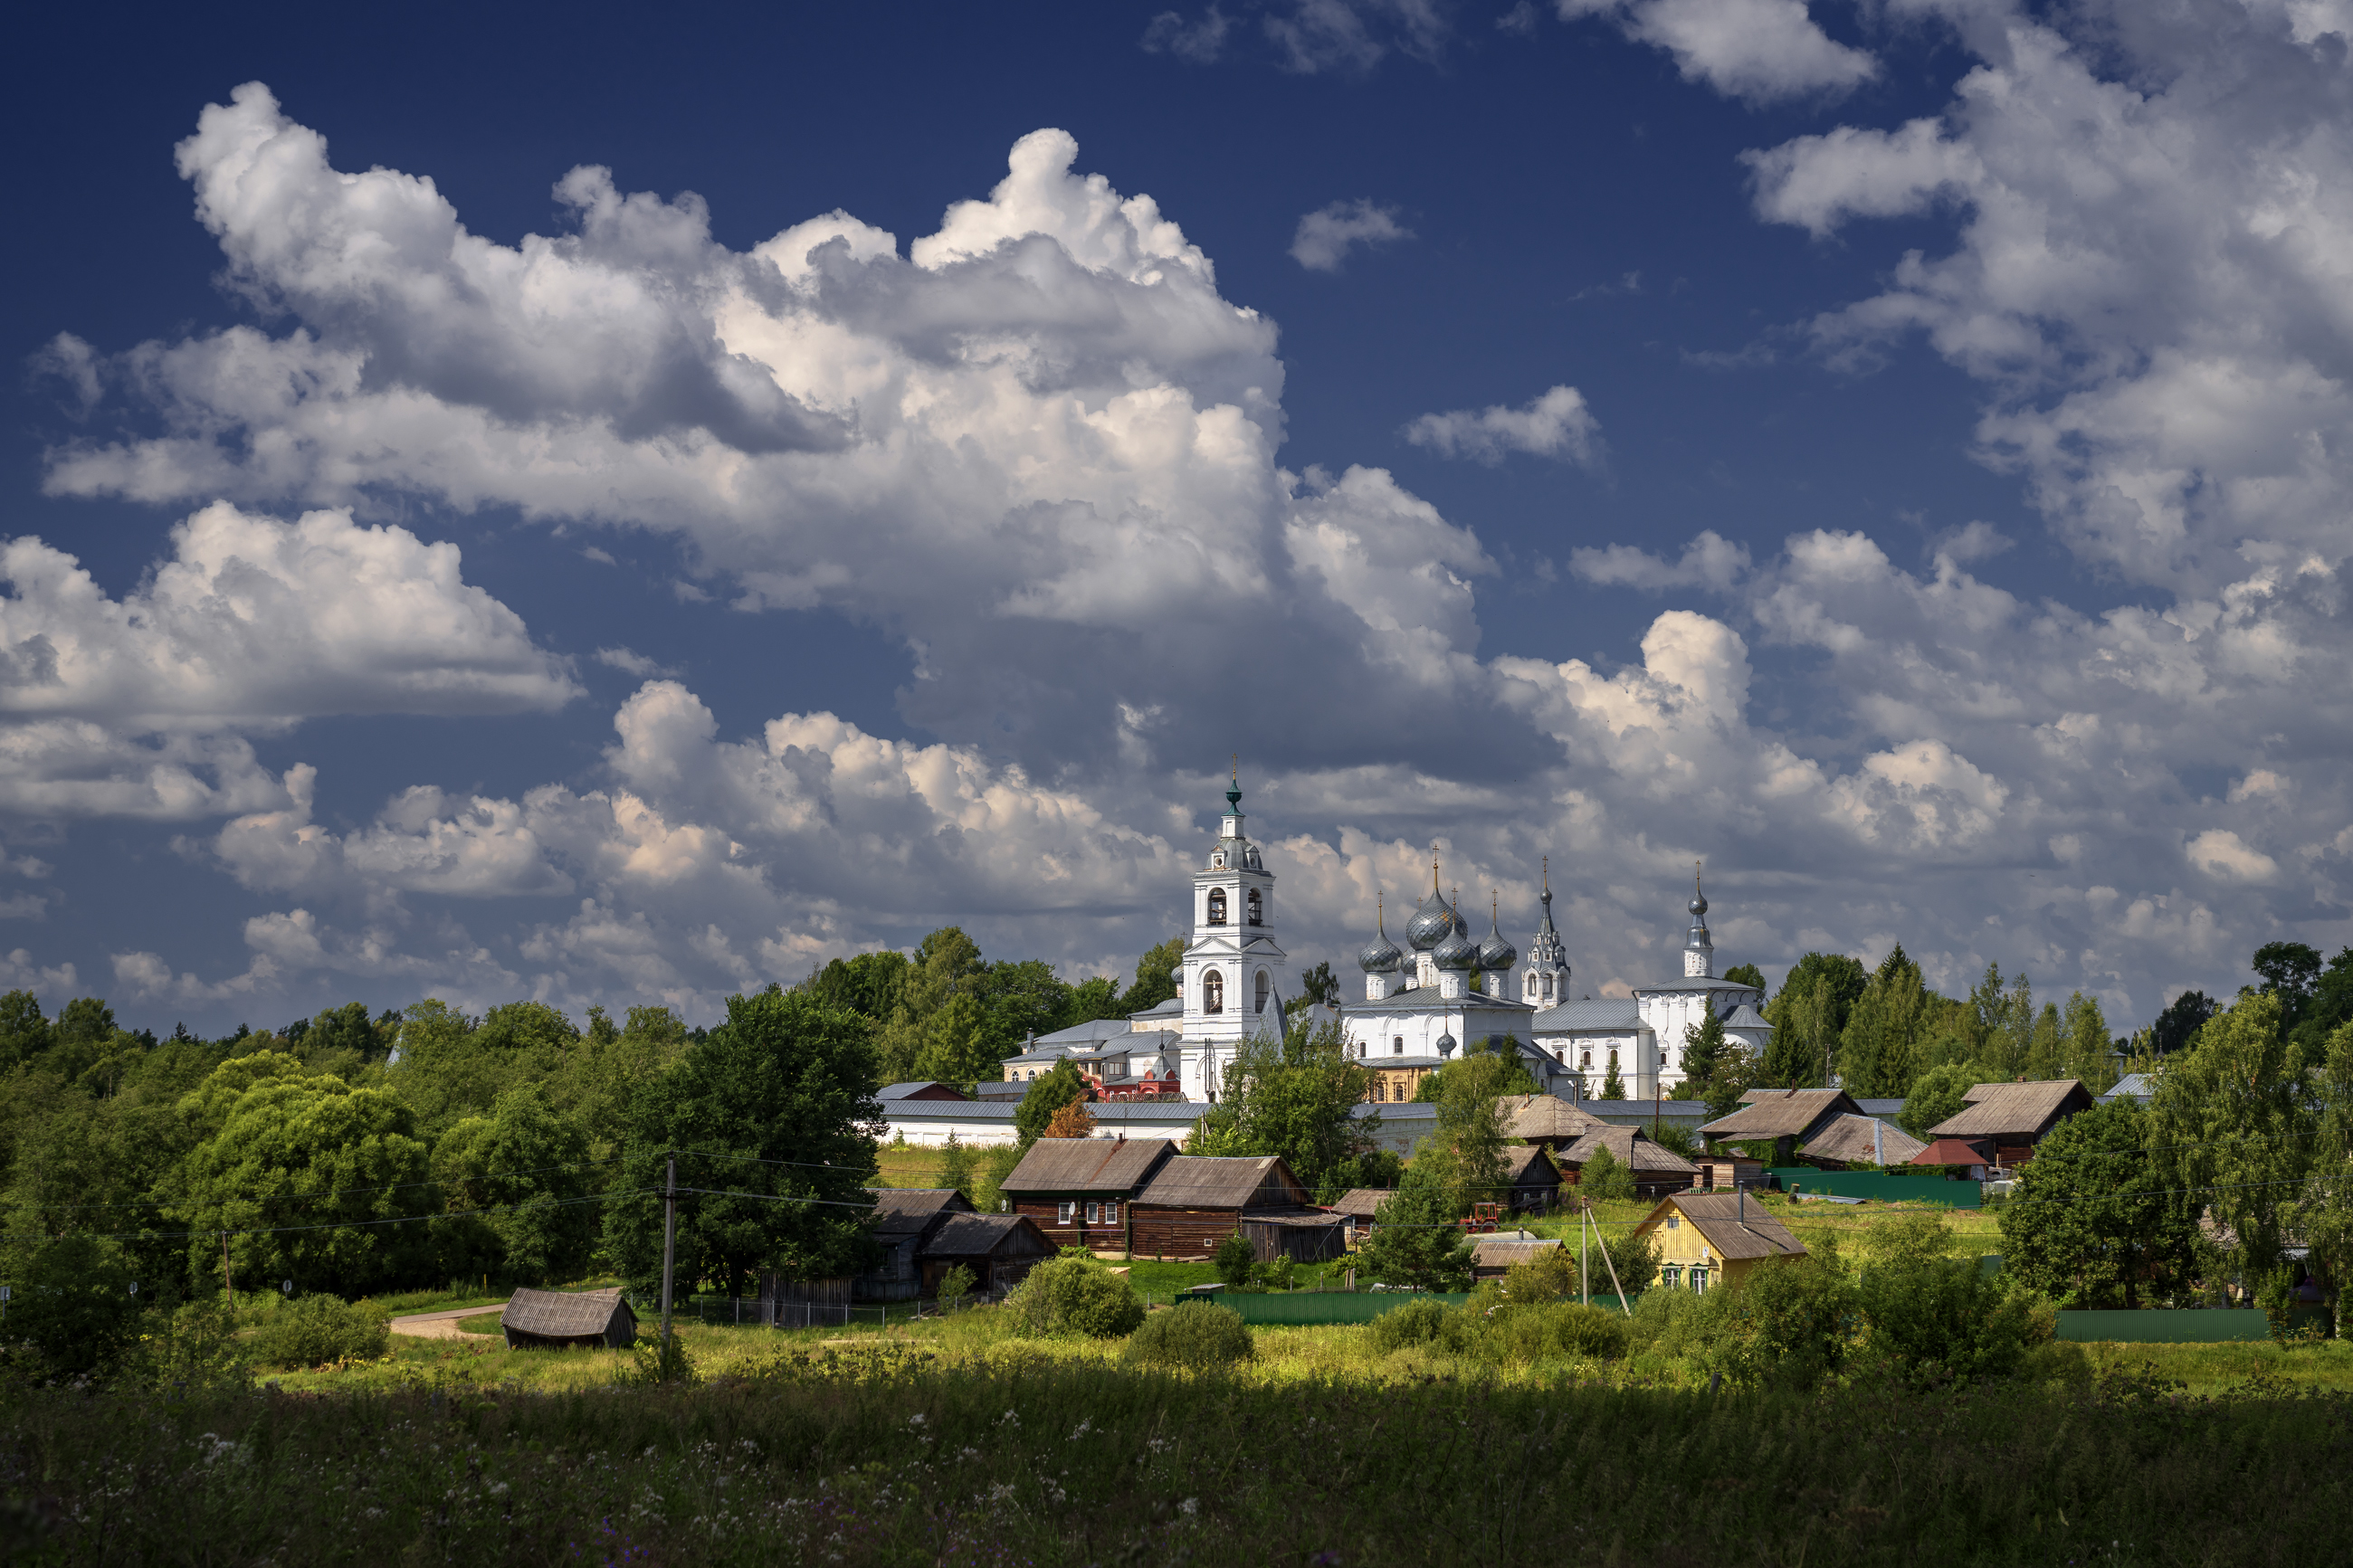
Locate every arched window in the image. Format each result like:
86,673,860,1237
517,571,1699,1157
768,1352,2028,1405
1579,1050,1590,1069
1204,969,1224,1013
1254,970,1271,1013
1247,888,1262,926
1206,889,1227,926
1608,1049,1619,1070
1393,1036,1405,1055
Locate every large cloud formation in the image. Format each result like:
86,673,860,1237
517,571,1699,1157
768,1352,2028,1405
23,36,2353,1025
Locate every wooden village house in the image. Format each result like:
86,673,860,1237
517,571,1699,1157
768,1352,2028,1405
1557,1125,1700,1199
1698,1088,1866,1164
998,1136,1177,1252
1796,1114,1929,1171
1629,1191,1806,1292
856,1188,975,1301
500,1286,636,1350
1129,1154,1345,1263
918,1213,1055,1296
1925,1079,2095,1170
1500,1144,1565,1212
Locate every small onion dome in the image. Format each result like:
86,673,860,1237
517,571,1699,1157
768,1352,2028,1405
1405,887,1460,951
1433,922,1479,970
1478,915,1519,973
1435,1030,1458,1057
1358,926,1403,974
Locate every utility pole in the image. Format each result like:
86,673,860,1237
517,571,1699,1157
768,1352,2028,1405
659,1155,678,1377
1580,1202,1589,1308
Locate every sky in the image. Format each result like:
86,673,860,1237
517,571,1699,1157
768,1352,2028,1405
4,0,2349,1036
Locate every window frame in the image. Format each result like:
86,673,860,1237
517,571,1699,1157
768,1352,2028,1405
1206,888,1227,926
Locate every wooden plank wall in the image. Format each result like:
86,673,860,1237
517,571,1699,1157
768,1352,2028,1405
1131,1204,1245,1259
1011,1197,1130,1252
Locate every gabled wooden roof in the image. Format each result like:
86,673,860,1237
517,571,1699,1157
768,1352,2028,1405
1502,1144,1562,1185
999,1136,1176,1195
920,1212,1054,1260
1135,1155,1310,1210
1499,1093,1610,1143
866,1187,974,1241
1799,1114,1929,1167
1562,1125,1700,1174
500,1286,633,1339
1928,1079,2094,1140
1699,1088,1862,1142
1326,1187,1393,1218
1633,1193,1806,1262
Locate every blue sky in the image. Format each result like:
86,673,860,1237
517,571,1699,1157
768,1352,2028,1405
5,0,2346,1034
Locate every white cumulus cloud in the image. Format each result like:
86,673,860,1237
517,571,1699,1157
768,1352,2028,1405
1402,385,1603,465
1289,199,1415,271
1558,0,1877,103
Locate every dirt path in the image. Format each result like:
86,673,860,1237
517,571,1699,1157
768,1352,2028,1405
389,1301,508,1340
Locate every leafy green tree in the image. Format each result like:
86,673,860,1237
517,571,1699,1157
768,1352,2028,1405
1356,1163,1475,1290
1681,1008,1729,1093
2001,1100,2196,1307
910,993,1000,1092
1295,961,1340,1006
2149,991,2314,1288
1412,1037,1536,1102
303,1002,386,1068
2149,990,2217,1058
607,989,883,1297
1838,946,1935,1096
2292,950,2353,1057
2057,991,2120,1091
1766,955,1867,1073
0,1231,142,1376
804,950,911,1023
0,990,52,1069
1962,964,2037,1079
1061,974,1123,1027
1116,936,1186,1015
1859,1213,2037,1386
431,1088,598,1287
1014,1060,1090,1146
1579,1144,1634,1202
55,997,116,1047
1679,1236,1855,1391
177,1072,435,1297
1189,1019,1381,1196
2252,941,2323,1032
1898,1061,1979,1140
1215,1230,1256,1287
938,1132,976,1202
969,959,1073,1052
1410,1050,1514,1212
1721,962,1767,992
2297,1020,2353,1333
875,928,987,1083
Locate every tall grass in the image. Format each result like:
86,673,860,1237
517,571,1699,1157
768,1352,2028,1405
2,1348,2344,1565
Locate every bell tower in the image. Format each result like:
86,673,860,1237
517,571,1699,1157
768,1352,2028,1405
1181,764,1285,1096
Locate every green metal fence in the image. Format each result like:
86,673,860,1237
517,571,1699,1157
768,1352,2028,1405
1767,1169,1983,1208
2054,1309,2272,1343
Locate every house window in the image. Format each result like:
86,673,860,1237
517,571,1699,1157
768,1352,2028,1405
1204,970,1224,1013
1102,1201,1119,1225
1084,1202,1100,1224
1661,1264,1681,1289
1247,888,1263,926
1254,970,1271,1013
1690,1267,1710,1294
1666,1215,1681,1230
1206,889,1227,926
1057,1202,1076,1225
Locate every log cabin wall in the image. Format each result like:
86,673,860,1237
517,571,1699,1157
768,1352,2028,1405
1011,1196,1131,1252
1130,1204,1246,1259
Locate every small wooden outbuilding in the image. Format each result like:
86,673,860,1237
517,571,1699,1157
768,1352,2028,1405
999,1135,1177,1252
1798,1114,1929,1171
1698,1088,1865,1164
500,1286,636,1350
1500,1144,1565,1212
1130,1155,1322,1259
1558,1125,1700,1198
1691,1151,1767,1192
1470,1236,1564,1281
857,1188,976,1301
1926,1080,2095,1169
1324,1187,1392,1244
918,1212,1055,1295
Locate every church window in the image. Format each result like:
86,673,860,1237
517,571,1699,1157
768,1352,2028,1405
1393,1036,1405,1055
1206,889,1227,926
1579,1050,1590,1069
1247,888,1262,926
1544,974,1555,1000
1204,970,1224,1013
1254,970,1271,1013
1608,1050,1619,1070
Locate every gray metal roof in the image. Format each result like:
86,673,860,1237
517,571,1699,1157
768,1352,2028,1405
1129,997,1184,1019
882,1100,1206,1123
877,1081,970,1101
1137,1155,1311,1210
1347,989,1537,1017
1032,1017,1138,1047
1633,976,1765,996
1531,998,1643,1031
1720,1004,1771,1031
1349,1102,1436,1123
2100,1073,2156,1104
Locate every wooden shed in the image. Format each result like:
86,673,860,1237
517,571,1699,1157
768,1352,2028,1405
1324,1187,1392,1244
857,1187,975,1301
1558,1125,1700,1198
1698,1088,1865,1164
999,1136,1177,1252
1500,1144,1565,1212
1797,1114,1929,1171
1628,1191,1806,1292
1471,1236,1565,1281
918,1212,1055,1295
1129,1155,1319,1259
500,1286,636,1350
1239,1212,1348,1264
1925,1079,2095,1169
1691,1151,1767,1192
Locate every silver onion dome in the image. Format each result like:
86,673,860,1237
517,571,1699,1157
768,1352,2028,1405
1405,888,1460,951
1433,920,1478,970
1358,897,1403,974
1435,1030,1458,1057
1478,897,1519,971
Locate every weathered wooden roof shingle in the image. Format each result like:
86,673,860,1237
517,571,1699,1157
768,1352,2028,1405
1699,1088,1863,1142
500,1287,633,1339
1135,1155,1309,1210
1637,1193,1807,1262
1000,1136,1176,1195
1562,1125,1699,1175
1799,1114,1929,1167
866,1187,973,1240
1928,1080,2095,1140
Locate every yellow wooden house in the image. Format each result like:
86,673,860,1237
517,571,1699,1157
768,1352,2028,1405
1626,1191,1805,1292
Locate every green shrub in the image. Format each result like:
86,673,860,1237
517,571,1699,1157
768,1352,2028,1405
1251,1252,1297,1290
1215,1232,1256,1288
1580,1146,1635,1202
1676,1241,1857,1391
1369,1297,1449,1353
124,1301,250,1391
0,1232,144,1377
250,1295,390,1370
1122,1301,1254,1370
1003,1257,1145,1338
1481,1300,1629,1363
1860,1255,2039,1387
